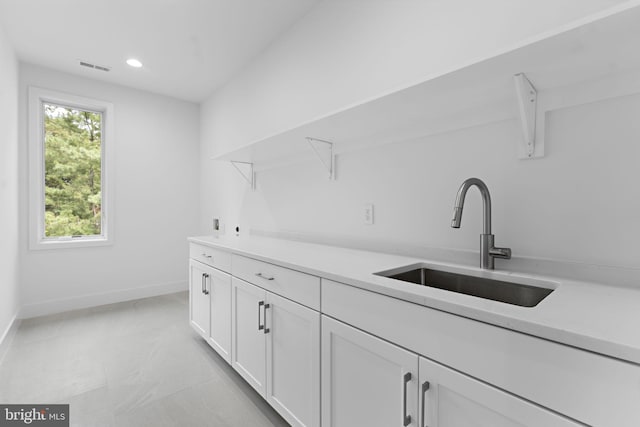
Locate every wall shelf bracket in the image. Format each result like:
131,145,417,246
306,137,335,180
514,73,540,159
230,161,256,190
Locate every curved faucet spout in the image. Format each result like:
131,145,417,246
451,178,491,234
451,178,510,270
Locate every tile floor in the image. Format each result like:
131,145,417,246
0,292,290,427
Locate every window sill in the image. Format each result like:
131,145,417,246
29,236,113,251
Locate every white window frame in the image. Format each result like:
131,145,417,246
28,87,114,250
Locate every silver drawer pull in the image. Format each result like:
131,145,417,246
422,381,430,427
263,303,270,334
203,273,210,295
403,372,412,426
255,272,274,281
201,253,212,259
258,301,265,331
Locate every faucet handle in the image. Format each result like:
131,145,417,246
489,247,512,260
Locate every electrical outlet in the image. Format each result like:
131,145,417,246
213,218,225,234
363,204,374,225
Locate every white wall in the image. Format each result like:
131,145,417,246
19,64,200,317
201,0,626,156
200,0,640,285
0,25,19,343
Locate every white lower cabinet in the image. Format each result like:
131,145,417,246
189,260,211,337
232,277,320,427
321,315,419,427
419,357,581,427
231,276,267,393
322,315,581,427
207,265,232,362
189,259,232,363
189,244,629,427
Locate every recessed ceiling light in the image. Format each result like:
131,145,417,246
126,58,143,68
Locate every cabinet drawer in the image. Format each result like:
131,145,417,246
232,254,320,310
189,243,231,273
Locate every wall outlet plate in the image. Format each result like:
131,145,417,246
364,204,374,225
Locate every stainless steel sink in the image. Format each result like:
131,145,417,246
375,265,553,307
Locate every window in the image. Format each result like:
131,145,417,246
28,87,114,249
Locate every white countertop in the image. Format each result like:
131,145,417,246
189,234,640,365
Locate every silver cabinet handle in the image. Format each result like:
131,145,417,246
421,381,430,427
203,273,210,295
201,273,205,294
263,303,271,334
258,301,265,331
255,272,274,281
403,372,412,426
201,253,213,259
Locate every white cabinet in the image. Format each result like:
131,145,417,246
207,265,232,362
321,315,419,427
419,357,581,427
188,259,232,363
190,240,639,427
266,292,320,427
189,259,211,338
232,277,320,427
321,278,640,427
232,254,321,310
189,242,232,271
322,314,581,427
231,276,267,393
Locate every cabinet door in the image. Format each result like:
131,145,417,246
231,277,267,395
321,316,419,427
189,260,210,338
207,267,232,363
266,293,320,427
419,357,582,427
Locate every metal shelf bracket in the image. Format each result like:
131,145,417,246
230,161,255,190
514,73,540,159
306,137,335,179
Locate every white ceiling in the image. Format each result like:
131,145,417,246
0,0,320,102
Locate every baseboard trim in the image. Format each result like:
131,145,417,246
0,314,21,364
18,280,188,319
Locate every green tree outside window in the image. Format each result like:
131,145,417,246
43,103,102,237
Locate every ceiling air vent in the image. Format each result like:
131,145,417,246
79,61,111,72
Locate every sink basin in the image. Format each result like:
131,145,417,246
375,265,553,307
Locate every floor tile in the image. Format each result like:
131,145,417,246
0,292,290,426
